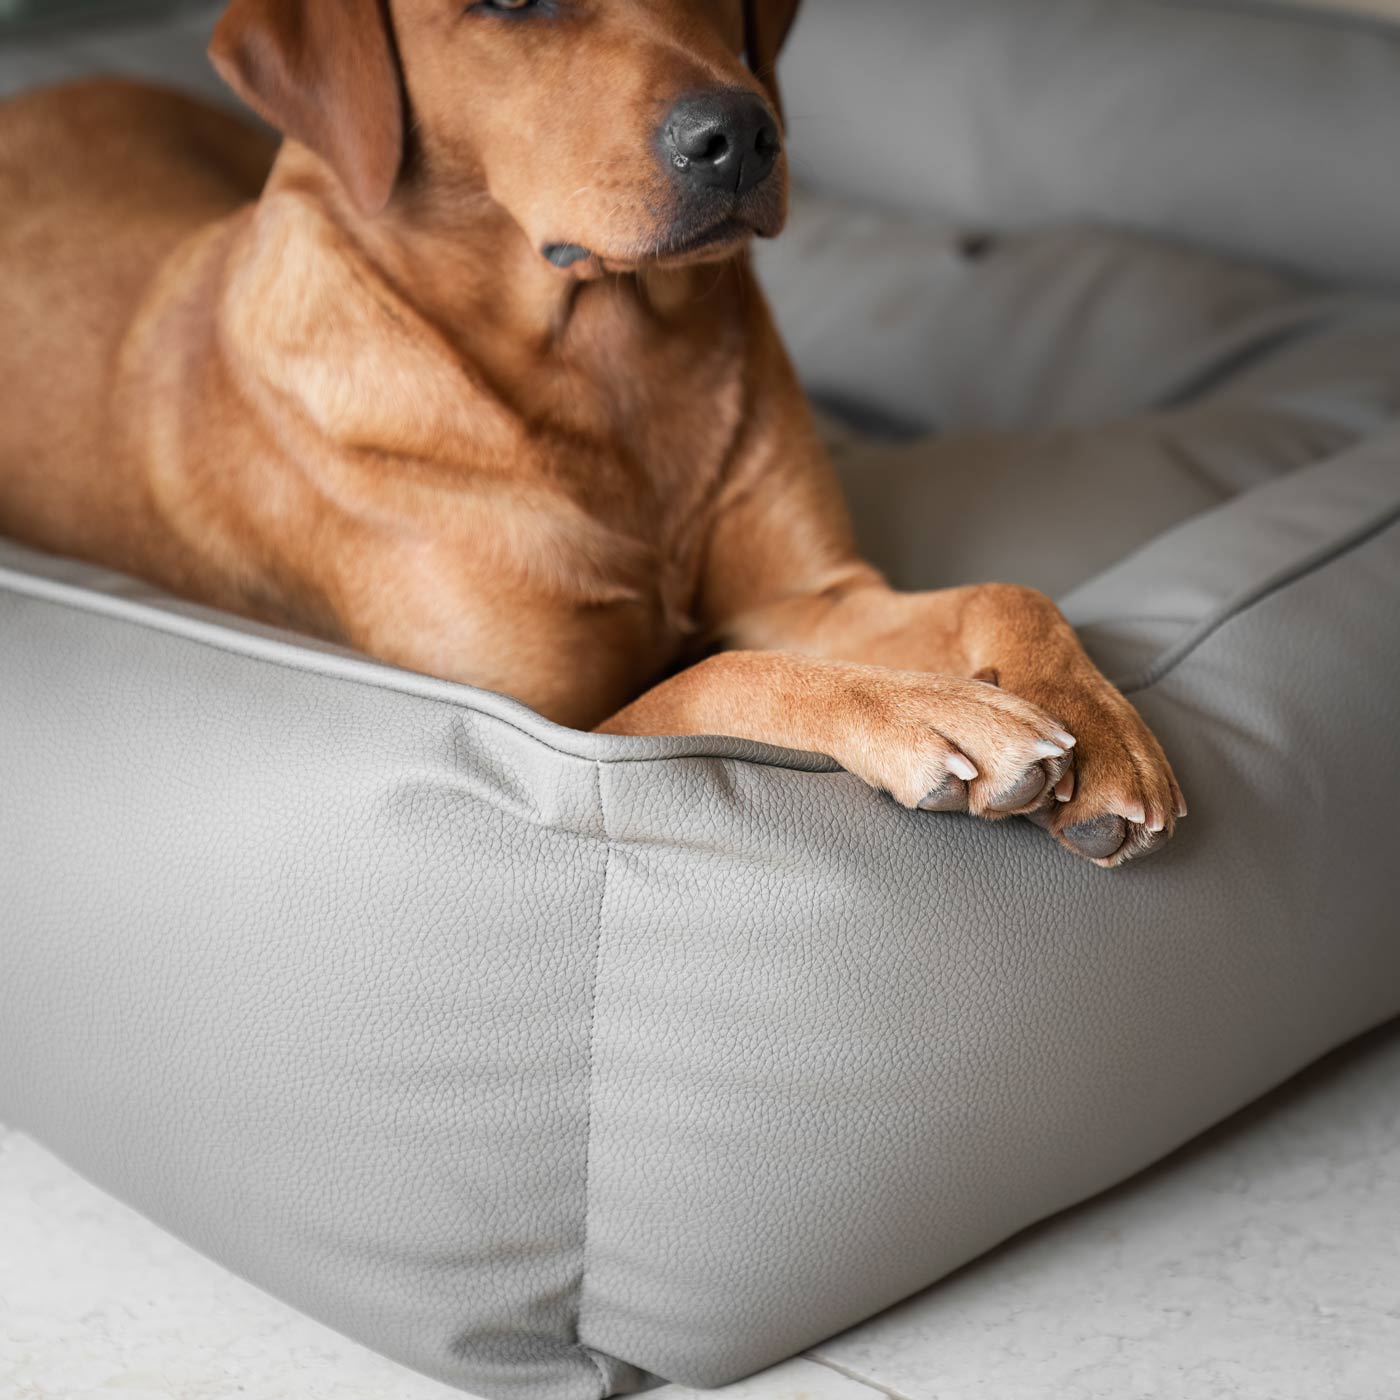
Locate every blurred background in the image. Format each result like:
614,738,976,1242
0,0,188,29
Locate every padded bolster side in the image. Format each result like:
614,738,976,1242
1062,422,1400,683
781,0,1400,287
571,434,1400,1386
0,582,652,1400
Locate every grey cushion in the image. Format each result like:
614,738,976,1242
782,0,1400,288
759,195,1400,596
4,3,1400,1400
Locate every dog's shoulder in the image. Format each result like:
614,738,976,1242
221,186,523,463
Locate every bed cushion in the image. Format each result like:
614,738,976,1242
757,193,1400,595
4,3,1400,1399
782,0,1400,288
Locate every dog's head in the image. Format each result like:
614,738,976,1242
210,0,802,271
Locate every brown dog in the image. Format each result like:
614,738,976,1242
0,0,1184,866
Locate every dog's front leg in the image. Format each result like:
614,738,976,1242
598,645,1080,823
718,580,1187,868
604,316,1183,867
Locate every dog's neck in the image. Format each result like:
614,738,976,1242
263,144,719,374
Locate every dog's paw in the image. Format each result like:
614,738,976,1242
1023,679,1186,869
836,673,1076,822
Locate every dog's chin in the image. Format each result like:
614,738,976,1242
542,183,787,278
647,217,758,267
542,225,753,279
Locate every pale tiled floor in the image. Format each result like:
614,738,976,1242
3,1023,1399,1400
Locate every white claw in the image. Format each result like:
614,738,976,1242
947,753,979,782
1034,740,1068,759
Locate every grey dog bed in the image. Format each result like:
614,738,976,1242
3,2,1400,1397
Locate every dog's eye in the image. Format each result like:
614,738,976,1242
477,0,539,12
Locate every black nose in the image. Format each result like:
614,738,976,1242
662,89,781,198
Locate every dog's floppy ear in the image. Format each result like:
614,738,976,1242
743,0,803,116
209,0,405,217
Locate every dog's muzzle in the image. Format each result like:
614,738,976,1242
538,88,784,271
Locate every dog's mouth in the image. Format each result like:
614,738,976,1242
650,216,755,263
542,186,786,276
542,218,755,276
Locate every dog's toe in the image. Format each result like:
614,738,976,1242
1011,673,1183,869
919,775,970,812
985,764,1052,815
1062,813,1128,861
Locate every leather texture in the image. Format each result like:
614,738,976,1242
4,2,1400,1398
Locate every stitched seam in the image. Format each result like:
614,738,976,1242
575,759,611,1395
0,567,838,774
1120,501,1400,694
5,492,1399,762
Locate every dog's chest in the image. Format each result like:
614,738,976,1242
537,283,752,631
